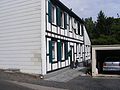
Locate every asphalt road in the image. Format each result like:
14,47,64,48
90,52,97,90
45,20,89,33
0,76,120,90
0,69,120,90
39,76,120,90
67,76,120,90
0,80,33,90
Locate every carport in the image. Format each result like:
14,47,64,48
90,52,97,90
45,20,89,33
92,45,120,76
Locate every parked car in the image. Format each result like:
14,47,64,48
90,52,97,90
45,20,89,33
103,57,120,72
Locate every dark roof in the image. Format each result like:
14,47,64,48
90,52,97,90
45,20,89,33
50,0,84,24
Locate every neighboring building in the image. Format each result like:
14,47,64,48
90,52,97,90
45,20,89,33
0,0,91,75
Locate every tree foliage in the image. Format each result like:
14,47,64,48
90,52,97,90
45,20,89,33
84,11,120,45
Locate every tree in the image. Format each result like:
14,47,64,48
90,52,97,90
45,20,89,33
96,10,107,35
84,17,96,39
84,11,120,45
106,17,114,35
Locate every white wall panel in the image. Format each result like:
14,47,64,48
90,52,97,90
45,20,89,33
52,26,57,33
65,60,69,66
0,0,43,74
47,56,51,72
61,29,64,36
58,62,61,68
61,62,65,67
52,63,58,70
0,22,41,30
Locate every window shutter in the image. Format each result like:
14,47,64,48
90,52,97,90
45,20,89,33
81,25,84,35
64,13,67,29
49,41,52,63
57,42,61,61
48,1,52,23
65,42,68,60
78,23,80,35
56,7,61,26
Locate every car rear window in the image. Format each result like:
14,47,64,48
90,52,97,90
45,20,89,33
105,57,120,62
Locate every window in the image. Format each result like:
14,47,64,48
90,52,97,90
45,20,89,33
80,44,82,57
56,6,61,26
64,13,67,29
52,41,55,59
48,1,55,24
78,23,80,35
48,1,52,23
49,40,57,63
76,21,79,34
61,42,65,60
51,5,55,23
73,19,77,33
81,25,84,35
74,19,77,33
57,42,62,61
76,44,79,59
74,19,76,24
67,14,69,25
60,11,64,27
69,16,72,31
72,18,76,29
64,42,68,60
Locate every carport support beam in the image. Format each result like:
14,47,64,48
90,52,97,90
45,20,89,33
92,48,98,76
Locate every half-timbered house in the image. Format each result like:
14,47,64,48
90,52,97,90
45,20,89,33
0,0,91,75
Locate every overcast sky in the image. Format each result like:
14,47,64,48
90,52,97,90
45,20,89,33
60,0,120,21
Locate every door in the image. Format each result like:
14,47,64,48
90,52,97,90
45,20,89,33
69,46,75,65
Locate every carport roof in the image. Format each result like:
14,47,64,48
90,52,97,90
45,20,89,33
92,45,120,47
92,45,120,50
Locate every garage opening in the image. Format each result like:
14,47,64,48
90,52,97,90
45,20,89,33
96,50,120,74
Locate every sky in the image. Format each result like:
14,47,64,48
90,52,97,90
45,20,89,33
60,0,120,21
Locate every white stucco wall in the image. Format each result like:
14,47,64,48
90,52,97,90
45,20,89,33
84,26,91,61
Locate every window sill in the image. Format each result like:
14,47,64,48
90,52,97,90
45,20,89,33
52,61,58,63
60,27,65,30
51,23,57,27
61,60,66,62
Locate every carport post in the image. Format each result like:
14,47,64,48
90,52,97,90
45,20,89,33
92,48,98,76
